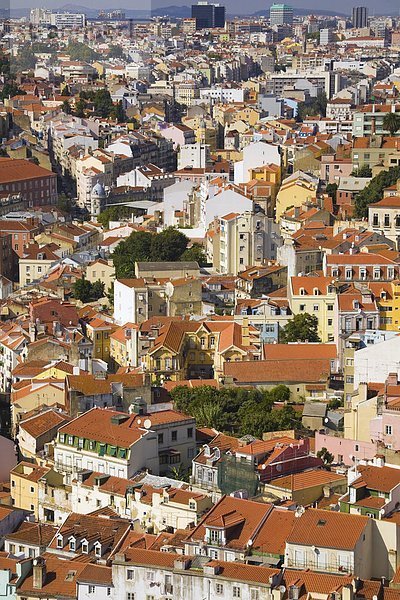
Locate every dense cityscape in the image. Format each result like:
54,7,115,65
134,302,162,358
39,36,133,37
0,1,400,598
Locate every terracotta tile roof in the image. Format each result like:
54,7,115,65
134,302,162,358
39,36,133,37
270,469,346,491
76,563,112,585
351,464,400,493
19,408,69,439
263,343,337,361
6,521,56,546
18,557,87,598
187,495,273,551
287,508,368,550
66,372,145,396
0,158,55,183
59,407,192,448
224,359,330,384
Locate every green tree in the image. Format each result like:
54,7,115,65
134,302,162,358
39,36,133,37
72,278,105,302
110,100,126,123
280,313,321,343
97,205,138,229
150,227,188,262
93,89,114,118
112,231,153,278
67,42,100,62
180,243,207,266
351,164,372,177
317,446,334,466
383,112,400,136
62,100,71,115
74,99,86,118
57,193,72,213
108,45,125,59
326,183,338,199
354,166,400,218
72,278,93,303
92,280,105,299
0,82,25,102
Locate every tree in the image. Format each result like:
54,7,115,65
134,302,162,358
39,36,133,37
112,231,153,278
0,82,25,102
317,447,334,466
97,206,137,229
351,164,372,177
149,228,189,262
72,278,92,303
72,278,105,302
110,100,126,123
74,99,86,118
180,243,207,266
108,45,125,59
354,166,400,218
66,42,100,62
62,100,71,115
383,112,400,136
280,313,321,343
326,183,338,200
93,89,114,118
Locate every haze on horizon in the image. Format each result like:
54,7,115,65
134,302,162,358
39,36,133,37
6,0,400,15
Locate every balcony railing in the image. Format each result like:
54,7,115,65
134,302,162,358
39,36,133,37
285,558,352,574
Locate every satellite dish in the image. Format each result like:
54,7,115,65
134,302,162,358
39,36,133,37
143,418,152,429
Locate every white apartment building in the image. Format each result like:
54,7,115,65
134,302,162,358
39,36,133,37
178,143,210,170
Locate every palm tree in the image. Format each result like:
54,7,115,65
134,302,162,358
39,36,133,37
383,112,400,136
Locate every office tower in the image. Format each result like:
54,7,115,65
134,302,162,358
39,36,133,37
352,6,368,28
269,3,293,26
191,2,226,29
320,28,333,45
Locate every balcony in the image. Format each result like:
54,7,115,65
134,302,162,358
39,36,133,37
285,558,352,574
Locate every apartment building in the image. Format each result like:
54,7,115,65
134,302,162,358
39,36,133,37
54,407,196,480
288,276,337,342
0,158,57,207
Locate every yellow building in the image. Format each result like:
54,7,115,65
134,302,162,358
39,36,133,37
86,259,115,292
369,281,400,331
288,276,337,342
110,323,138,369
85,317,116,363
248,163,281,202
344,383,378,442
146,319,260,382
275,173,318,221
10,462,51,518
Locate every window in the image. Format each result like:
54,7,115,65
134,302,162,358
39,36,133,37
216,583,224,594
88,586,95,594
158,433,164,444
57,536,63,548
187,427,193,438
82,542,88,554
107,589,111,596
385,425,393,435
251,590,260,600
30,486,34,493
127,594,135,600
189,500,196,510
233,586,241,598
299,304,305,312
384,214,390,227
146,571,155,581
171,430,177,442
345,268,352,280
328,319,333,326
327,304,333,311
69,538,76,551
127,569,135,580
68,436,73,445
313,304,319,311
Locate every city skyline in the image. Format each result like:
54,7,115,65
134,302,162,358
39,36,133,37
6,0,400,16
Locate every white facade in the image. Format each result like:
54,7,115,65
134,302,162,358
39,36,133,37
354,335,400,387
178,143,210,170
234,141,281,184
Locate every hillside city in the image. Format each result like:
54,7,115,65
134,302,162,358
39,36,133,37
1,1,400,598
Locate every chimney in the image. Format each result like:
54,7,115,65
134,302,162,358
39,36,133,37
33,557,46,589
342,584,354,600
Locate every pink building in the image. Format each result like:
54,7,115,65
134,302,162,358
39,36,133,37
315,431,377,466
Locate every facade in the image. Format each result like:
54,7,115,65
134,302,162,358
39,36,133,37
270,3,293,26
0,159,57,207
191,2,226,29
352,6,368,28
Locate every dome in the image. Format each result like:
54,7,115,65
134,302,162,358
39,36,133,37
91,182,106,198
